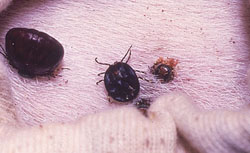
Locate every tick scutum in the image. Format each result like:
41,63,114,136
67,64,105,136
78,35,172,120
95,45,141,102
150,57,178,83
104,62,140,102
154,64,173,82
4,28,64,78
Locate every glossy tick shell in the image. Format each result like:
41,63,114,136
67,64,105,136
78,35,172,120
151,57,178,83
104,62,140,102
153,64,173,82
4,28,64,77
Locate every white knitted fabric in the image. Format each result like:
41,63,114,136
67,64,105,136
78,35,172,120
159,93,250,153
1,1,250,153
0,104,177,153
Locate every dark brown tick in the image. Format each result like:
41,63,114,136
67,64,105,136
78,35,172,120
95,45,140,103
0,28,64,78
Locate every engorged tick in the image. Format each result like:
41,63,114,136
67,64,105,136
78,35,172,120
95,45,140,103
0,28,64,78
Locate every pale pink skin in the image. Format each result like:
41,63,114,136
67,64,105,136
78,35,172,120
0,0,249,125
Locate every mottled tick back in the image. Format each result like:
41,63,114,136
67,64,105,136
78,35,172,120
95,45,140,102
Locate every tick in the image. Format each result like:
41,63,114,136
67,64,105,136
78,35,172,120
134,98,151,117
0,28,64,78
135,98,151,110
150,57,178,83
95,45,140,103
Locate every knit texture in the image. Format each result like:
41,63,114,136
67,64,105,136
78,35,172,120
161,93,250,153
1,90,250,153
0,101,176,153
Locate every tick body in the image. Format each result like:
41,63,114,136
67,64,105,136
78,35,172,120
135,98,151,117
104,62,140,102
3,28,64,78
153,64,173,82
151,57,178,83
96,46,140,102
135,98,151,110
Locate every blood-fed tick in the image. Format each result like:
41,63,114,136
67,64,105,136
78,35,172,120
95,45,140,102
151,57,178,83
0,28,64,78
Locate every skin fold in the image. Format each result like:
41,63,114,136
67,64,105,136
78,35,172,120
0,0,249,125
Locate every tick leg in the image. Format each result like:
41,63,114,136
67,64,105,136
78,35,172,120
121,45,132,63
138,76,155,83
95,57,110,66
61,67,71,70
140,109,148,117
97,72,105,76
135,69,146,74
96,79,104,85
125,45,132,63
56,74,62,77
0,45,7,58
18,70,35,78
108,97,112,103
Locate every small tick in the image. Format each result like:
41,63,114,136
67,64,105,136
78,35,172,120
135,98,151,117
0,28,64,78
135,98,151,110
95,45,140,103
150,57,178,83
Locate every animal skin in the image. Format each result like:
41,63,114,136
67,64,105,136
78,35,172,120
0,1,250,153
0,0,249,125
